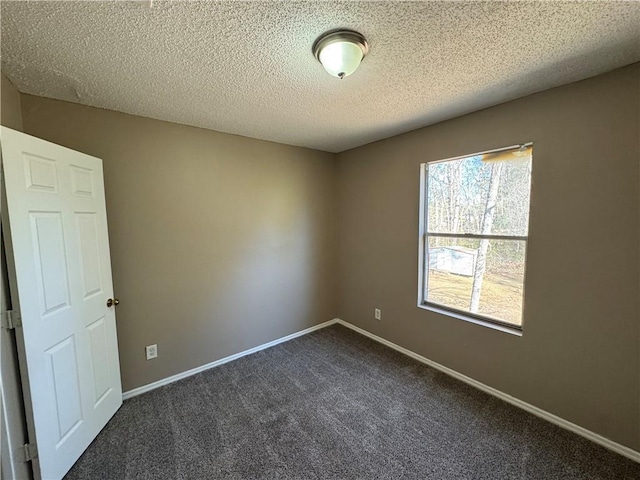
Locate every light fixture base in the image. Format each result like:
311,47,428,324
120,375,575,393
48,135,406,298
312,29,369,79
312,29,369,62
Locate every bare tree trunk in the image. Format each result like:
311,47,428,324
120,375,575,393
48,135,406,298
451,162,461,233
470,162,503,313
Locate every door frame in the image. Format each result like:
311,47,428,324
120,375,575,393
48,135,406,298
1,155,36,480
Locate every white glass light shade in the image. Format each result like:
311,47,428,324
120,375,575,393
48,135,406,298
318,41,364,79
313,30,368,79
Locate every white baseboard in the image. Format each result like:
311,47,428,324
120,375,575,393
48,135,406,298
122,316,639,463
122,319,339,400
334,318,640,464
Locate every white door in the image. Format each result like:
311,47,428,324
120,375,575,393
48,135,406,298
0,127,122,480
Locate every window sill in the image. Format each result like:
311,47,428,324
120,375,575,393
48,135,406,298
417,303,523,337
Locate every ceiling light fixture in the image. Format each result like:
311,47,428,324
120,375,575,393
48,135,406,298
312,29,369,79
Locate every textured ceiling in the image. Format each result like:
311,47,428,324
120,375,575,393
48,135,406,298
1,1,639,153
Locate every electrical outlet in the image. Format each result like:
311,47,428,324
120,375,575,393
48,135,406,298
145,344,158,360
374,308,381,320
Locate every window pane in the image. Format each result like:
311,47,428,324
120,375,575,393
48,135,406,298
427,149,532,236
425,236,526,326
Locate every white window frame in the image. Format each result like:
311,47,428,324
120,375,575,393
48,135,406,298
417,143,532,335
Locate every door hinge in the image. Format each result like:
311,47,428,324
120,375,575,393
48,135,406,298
21,442,38,462
1,310,22,330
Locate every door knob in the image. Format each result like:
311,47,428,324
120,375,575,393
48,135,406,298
106,298,120,308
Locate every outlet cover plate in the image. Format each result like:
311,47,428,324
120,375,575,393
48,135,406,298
145,344,158,360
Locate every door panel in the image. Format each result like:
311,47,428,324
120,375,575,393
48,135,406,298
87,317,112,406
76,213,103,299
24,153,58,193
46,336,83,444
31,211,71,314
1,126,123,480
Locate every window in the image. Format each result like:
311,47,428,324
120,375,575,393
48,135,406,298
418,144,533,331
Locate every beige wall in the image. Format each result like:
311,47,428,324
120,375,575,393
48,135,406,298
13,64,640,451
20,96,337,391
1,73,23,131
336,64,640,449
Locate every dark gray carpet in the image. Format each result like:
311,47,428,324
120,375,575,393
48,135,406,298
65,324,640,479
